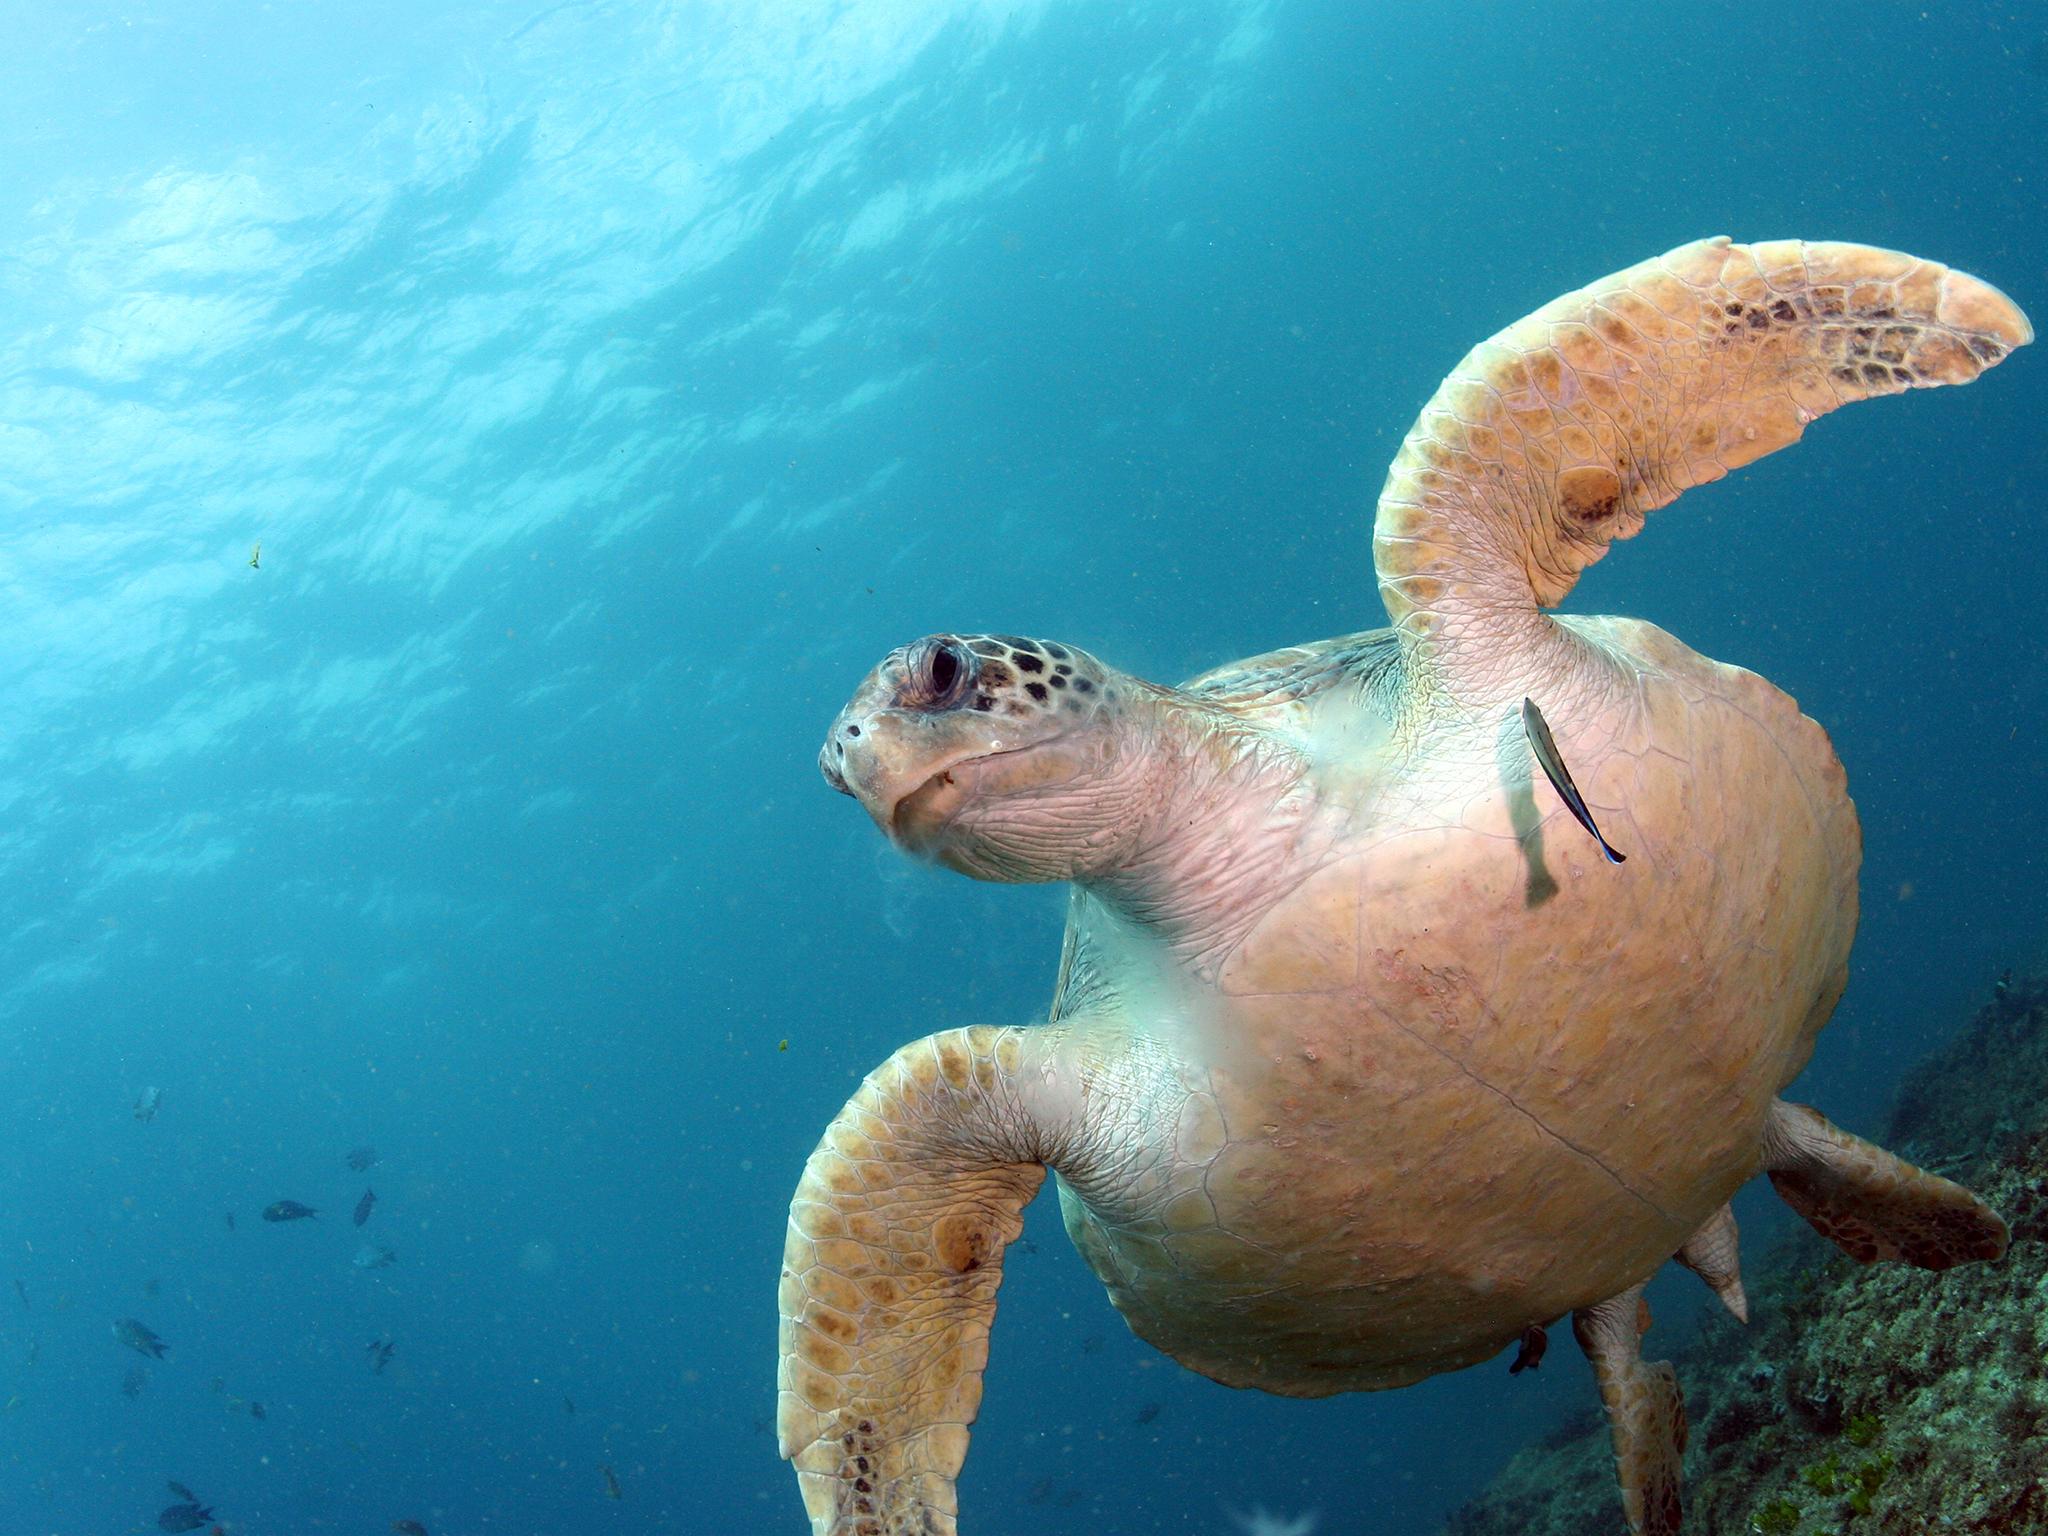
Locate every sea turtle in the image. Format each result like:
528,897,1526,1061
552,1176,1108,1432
777,237,2031,1535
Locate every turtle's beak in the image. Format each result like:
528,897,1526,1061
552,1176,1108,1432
818,744,855,797
818,669,964,836
819,705,979,845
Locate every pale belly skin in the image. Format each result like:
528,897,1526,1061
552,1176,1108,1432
1046,614,1858,1396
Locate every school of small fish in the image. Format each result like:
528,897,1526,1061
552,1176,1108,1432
32,1111,627,1528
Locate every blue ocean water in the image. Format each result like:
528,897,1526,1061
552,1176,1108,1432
0,2,2041,1532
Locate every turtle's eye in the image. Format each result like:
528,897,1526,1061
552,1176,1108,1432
899,636,978,711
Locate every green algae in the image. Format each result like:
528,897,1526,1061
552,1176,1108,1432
1749,1495,1802,1534
1800,1454,1840,1496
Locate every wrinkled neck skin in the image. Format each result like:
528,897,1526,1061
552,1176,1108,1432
1068,685,1320,976
1382,553,1589,734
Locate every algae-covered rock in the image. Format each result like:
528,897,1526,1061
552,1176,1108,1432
1440,975,2048,1536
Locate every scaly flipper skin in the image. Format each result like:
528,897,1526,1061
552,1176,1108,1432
1373,236,2032,705
778,1027,1050,1536
1573,1283,1687,1536
1762,1099,2009,1268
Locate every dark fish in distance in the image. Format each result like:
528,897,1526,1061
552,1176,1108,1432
113,1318,167,1358
250,1399,266,1419
1521,697,1626,864
262,1200,318,1222
13,1278,25,1309
564,1394,575,1417
348,1146,379,1172
224,1211,236,1231
167,1481,199,1503
1509,1322,1548,1375
1135,1402,1160,1424
133,1086,162,1122
121,1367,148,1397
601,1463,623,1500
157,1502,213,1532
393,1522,430,1536
354,1188,376,1227
368,1338,396,1374
353,1242,398,1270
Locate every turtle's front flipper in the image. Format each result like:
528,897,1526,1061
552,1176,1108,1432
1573,1282,1686,1536
1762,1099,2008,1269
779,1026,1053,1536
1373,237,2031,704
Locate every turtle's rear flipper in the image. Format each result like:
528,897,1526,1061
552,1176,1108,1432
1763,1099,2008,1269
779,1027,1051,1536
1574,1281,1686,1536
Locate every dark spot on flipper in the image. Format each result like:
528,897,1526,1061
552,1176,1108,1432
1046,673,1066,689
1042,642,1068,660
935,1212,997,1273
1025,682,1047,701
994,636,1038,653
1011,651,1044,673
1073,677,1093,693
1769,298,1797,323
1556,465,1622,530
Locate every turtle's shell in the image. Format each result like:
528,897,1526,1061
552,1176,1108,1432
1049,616,1855,1394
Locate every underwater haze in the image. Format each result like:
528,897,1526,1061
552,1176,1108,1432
0,1,2042,1533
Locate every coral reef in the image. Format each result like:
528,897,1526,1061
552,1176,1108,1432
1439,973,2048,1535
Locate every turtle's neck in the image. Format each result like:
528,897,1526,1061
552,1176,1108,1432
1078,686,1322,979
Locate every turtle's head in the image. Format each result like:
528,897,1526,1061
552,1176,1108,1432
821,633,1160,882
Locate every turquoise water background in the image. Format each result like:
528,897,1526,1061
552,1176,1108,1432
0,3,2042,1532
